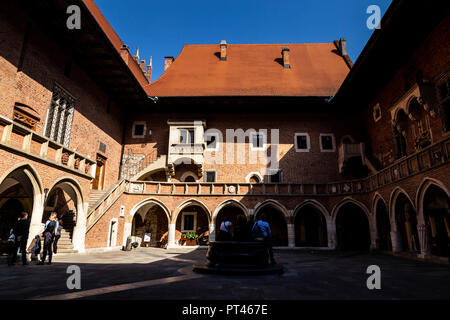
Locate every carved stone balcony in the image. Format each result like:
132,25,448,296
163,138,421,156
338,142,365,173
168,143,205,165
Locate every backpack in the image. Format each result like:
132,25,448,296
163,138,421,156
44,220,56,235
251,221,264,239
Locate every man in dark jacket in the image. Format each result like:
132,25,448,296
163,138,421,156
8,212,30,266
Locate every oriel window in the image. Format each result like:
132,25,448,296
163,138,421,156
44,85,75,147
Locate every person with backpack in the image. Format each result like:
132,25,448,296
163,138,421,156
8,212,30,266
38,212,59,265
252,213,276,265
217,217,233,241
27,234,42,263
53,218,62,254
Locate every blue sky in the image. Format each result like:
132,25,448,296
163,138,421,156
96,0,391,81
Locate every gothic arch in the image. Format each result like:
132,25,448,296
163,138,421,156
389,187,415,222
331,197,371,222
253,199,290,222
172,198,212,224
129,197,171,222
293,199,330,221
415,177,450,224
212,199,249,224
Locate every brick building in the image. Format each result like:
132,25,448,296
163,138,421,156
0,0,449,261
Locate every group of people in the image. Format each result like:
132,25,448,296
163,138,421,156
217,214,276,264
8,212,63,266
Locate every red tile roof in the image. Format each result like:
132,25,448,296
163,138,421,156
146,43,351,97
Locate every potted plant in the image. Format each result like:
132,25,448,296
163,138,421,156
183,232,199,246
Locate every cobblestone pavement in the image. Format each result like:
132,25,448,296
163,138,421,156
0,248,449,300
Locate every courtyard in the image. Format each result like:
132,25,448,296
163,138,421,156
0,248,449,300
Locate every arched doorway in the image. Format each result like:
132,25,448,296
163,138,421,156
254,204,288,246
294,205,328,247
44,180,83,252
336,203,371,251
0,167,36,242
176,205,209,238
132,203,169,247
215,203,247,239
375,199,392,251
423,185,450,257
395,194,420,252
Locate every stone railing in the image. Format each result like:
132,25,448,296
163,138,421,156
366,136,449,191
86,179,128,232
0,115,96,178
126,179,368,196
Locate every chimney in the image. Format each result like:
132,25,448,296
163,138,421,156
140,59,146,72
220,40,227,61
134,47,140,63
334,38,353,68
120,44,130,63
145,56,152,83
282,47,290,69
164,56,174,72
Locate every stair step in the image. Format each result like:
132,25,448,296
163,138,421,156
56,249,78,254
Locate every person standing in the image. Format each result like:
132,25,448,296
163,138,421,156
252,213,276,265
53,218,62,254
8,212,30,266
38,212,58,265
217,217,233,241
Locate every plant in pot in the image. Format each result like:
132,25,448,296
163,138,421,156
183,232,199,246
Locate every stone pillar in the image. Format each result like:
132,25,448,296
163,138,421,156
390,230,401,253
72,202,87,253
327,220,337,249
209,223,216,242
167,223,176,248
122,222,132,247
370,225,378,251
27,193,45,248
418,223,431,258
287,223,295,248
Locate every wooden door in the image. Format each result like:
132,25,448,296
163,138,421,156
92,154,106,190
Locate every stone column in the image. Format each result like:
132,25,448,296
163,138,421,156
418,223,431,258
167,223,176,248
122,222,132,247
370,224,378,251
390,230,401,253
287,223,295,248
327,220,337,249
72,201,87,253
28,193,45,248
209,223,216,242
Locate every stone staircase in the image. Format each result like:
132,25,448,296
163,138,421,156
88,190,107,212
55,212,78,254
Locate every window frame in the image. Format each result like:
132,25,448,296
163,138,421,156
205,132,219,151
204,170,217,183
250,132,266,150
268,169,282,183
294,133,311,152
319,133,336,152
132,121,146,138
179,128,195,145
181,212,197,232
